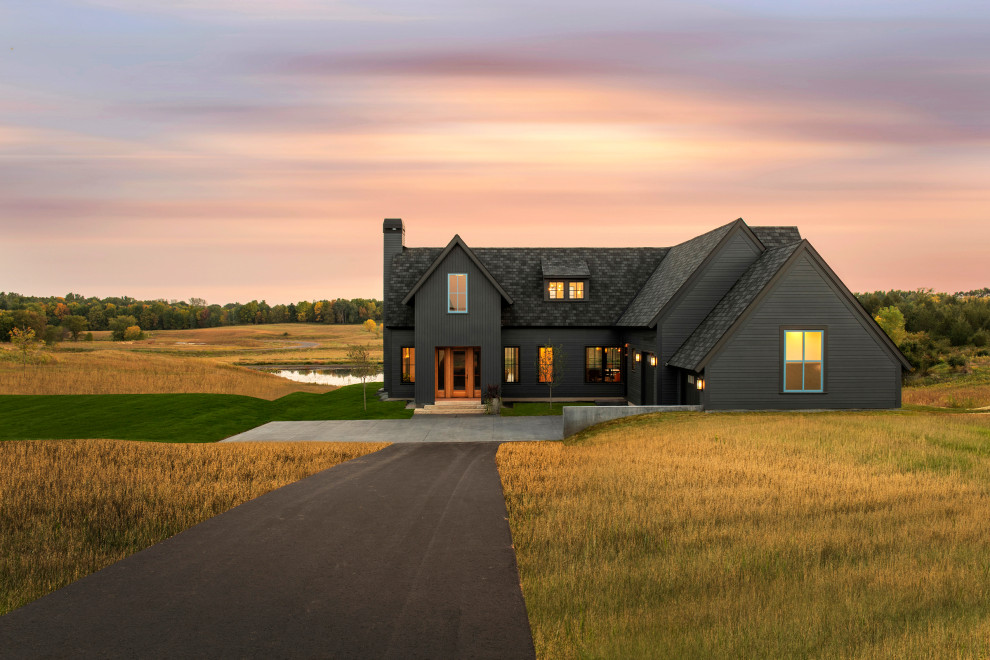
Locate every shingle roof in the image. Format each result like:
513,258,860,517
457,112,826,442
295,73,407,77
541,255,591,279
751,226,801,247
385,222,804,329
667,242,803,370
616,220,738,326
387,247,666,327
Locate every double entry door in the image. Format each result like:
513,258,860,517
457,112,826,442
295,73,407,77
435,347,481,399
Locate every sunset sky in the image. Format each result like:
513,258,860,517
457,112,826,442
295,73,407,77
1,0,987,305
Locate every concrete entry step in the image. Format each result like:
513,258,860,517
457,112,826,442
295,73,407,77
415,400,487,415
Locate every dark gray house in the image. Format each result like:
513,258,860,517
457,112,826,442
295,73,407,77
381,218,910,409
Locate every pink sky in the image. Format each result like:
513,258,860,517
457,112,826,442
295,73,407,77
1,1,987,304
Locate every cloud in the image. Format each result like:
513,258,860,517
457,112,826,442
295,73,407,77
77,0,408,22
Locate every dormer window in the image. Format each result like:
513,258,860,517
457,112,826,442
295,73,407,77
541,256,590,302
545,279,588,301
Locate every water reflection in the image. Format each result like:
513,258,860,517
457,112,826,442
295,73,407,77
267,368,383,387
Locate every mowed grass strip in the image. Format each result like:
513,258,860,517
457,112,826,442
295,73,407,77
497,412,990,659
0,439,386,616
0,382,411,443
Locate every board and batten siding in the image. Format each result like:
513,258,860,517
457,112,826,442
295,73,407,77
412,244,502,405
704,253,902,410
622,329,656,405
387,328,415,399
501,327,626,400
659,228,762,404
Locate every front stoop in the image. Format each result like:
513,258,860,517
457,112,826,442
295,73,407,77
415,400,487,415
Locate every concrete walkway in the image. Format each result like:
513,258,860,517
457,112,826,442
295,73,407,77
223,415,563,443
0,443,535,659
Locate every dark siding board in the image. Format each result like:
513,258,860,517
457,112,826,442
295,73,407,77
621,329,656,405
412,245,502,405
659,230,762,404
382,326,392,395
705,255,901,410
388,328,415,399
501,328,627,399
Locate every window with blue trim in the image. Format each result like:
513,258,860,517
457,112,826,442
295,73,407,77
448,273,467,313
783,330,823,392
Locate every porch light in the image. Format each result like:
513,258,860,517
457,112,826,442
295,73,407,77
696,377,705,391
635,352,641,362
649,355,657,366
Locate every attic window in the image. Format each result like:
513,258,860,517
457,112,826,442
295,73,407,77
448,274,467,313
545,279,588,301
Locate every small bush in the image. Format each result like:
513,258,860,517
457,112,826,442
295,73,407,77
947,355,967,369
83,332,94,342
123,326,144,341
972,331,989,348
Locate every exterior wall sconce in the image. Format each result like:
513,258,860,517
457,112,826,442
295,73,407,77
635,352,641,362
649,355,657,366
696,377,705,391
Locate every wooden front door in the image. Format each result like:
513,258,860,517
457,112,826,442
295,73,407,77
435,347,481,399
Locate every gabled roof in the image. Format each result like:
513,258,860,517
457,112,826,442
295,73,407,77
387,247,666,327
400,235,513,306
751,226,801,248
617,219,747,327
667,242,803,370
668,241,913,371
385,219,804,329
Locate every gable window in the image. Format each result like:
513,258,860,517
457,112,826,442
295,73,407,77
548,281,564,299
585,346,623,383
538,346,553,382
401,347,415,383
783,329,824,392
569,281,584,299
504,347,519,383
448,273,467,313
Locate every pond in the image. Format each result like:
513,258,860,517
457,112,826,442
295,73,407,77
265,367,383,387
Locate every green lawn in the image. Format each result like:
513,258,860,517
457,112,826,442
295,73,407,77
501,401,595,416
0,382,410,443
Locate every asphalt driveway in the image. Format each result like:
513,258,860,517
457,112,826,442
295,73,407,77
222,415,563,443
0,443,535,659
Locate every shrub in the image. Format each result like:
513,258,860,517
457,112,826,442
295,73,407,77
83,332,94,342
108,315,139,340
123,326,144,341
947,355,966,369
972,331,989,348
42,326,67,347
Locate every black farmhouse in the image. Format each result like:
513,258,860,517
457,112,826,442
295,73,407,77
381,218,910,410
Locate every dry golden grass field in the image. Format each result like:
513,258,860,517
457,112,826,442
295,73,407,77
0,440,386,616
0,324,382,398
902,356,990,409
498,411,990,659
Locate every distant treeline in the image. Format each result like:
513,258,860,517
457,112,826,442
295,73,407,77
856,289,990,348
856,289,990,374
0,292,382,342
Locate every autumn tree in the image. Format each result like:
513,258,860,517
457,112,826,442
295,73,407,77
874,305,907,347
347,344,379,411
537,341,566,409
